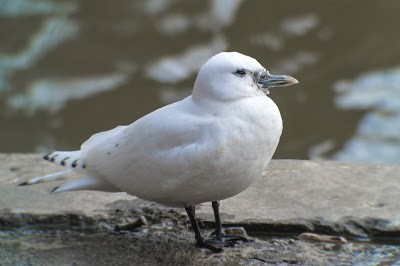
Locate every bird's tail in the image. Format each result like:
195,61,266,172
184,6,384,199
19,151,121,193
18,170,72,186
43,150,86,170
18,150,84,186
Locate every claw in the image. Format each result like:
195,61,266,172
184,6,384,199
196,239,223,252
210,229,218,237
210,233,253,247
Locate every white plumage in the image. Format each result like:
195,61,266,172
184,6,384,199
21,52,298,251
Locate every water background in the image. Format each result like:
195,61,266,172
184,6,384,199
1,0,400,163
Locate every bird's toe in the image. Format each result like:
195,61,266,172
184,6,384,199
196,239,224,253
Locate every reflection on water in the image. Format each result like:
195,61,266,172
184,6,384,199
1,0,400,164
0,0,76,16
280,14,318,37
273,51,318,75
8,70,132,114
332,68,400,163
0,17,78,92
145,36,226,84
141,0,242,33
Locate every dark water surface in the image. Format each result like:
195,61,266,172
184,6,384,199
1,0,400,163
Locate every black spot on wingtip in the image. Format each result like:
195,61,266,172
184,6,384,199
71,159,78,168
50,154,59,162
51,186,59,193
18,181,28,186
61,157,70,166
43,153,52,161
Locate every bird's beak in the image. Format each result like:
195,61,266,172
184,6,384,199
257,73,299,89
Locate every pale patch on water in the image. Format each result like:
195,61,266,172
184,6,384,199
142,0,242,34
280,14,319,37
308,140,336,161
0,0,77,17
7,72,130,115
201,0,243,30
273,51,318,74
0,17,78,91
211,0,242,26
145,36,227,84
251,14,319,51
335,69,400,112
138,0,176,15
251,32,284,51
157,13,191,35
312,68,400,163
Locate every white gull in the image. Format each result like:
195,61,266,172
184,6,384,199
20,52,298,252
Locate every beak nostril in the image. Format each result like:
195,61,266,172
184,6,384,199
256,69,270,81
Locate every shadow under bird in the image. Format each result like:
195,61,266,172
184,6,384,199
19,52,298,252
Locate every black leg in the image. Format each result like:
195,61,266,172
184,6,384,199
185,205,223,252
211,201,223,239
210,201,251,246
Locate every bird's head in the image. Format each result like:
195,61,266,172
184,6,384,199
193,52,298,102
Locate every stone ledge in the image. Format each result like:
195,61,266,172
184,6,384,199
1,154,400,264
2,154,400,237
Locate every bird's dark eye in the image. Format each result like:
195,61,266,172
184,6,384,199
233,69,246,77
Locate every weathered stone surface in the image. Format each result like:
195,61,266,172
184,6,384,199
0,230,355,265
3,154,400,236
196,160,400,237
1,154,400,264
0,154,137,229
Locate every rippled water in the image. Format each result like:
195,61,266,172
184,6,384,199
1,0,400,163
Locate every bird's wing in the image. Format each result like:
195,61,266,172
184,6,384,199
79,97,217,189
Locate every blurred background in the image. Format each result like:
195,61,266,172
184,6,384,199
1,0,400,163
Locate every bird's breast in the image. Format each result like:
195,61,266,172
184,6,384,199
189,96,283,201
